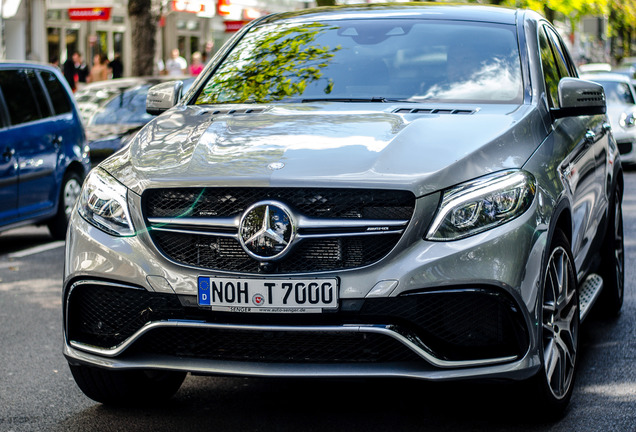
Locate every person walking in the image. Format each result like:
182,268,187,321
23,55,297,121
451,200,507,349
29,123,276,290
88,53,110,83
63,51,89,92
189,51,204,76
165,49,187,76
109,53,123,79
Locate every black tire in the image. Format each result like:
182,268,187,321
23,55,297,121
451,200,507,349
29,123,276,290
48,171,83,240
69,363,186,406
598,184,625,317
526,228,579,419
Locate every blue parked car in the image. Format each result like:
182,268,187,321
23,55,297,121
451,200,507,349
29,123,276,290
0,61,90,239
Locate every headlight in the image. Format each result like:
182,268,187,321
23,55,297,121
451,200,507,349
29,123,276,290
78,168,135,236
426,170,535,241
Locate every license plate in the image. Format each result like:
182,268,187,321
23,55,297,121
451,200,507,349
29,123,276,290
197,276,339,313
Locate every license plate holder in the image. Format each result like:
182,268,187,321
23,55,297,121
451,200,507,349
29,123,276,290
198,276,339,313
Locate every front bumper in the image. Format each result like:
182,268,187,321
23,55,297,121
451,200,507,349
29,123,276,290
63,190,547,382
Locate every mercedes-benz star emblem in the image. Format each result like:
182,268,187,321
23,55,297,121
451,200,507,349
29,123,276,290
239,201,295,260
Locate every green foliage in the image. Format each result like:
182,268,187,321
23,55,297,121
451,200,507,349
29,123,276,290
197,23,341,104
500,0,608,21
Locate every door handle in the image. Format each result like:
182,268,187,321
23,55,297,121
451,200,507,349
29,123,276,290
52,136,63,148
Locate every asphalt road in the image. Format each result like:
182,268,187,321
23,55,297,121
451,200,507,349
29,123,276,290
1,173,635,431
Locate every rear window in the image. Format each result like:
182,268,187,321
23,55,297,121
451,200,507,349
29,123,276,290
195,19,522,105
595,80,636,105
41,71,73,115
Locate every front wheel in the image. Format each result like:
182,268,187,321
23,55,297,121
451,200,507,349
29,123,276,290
48,171,82,240
69,363,186,406
527,229,579,418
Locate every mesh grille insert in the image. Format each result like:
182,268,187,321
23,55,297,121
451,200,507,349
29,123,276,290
143,188,415,273
67,284,528,363
152,232,401,273
144,187,415,220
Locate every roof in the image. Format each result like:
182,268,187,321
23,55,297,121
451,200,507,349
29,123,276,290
258,3,521,26
0,60,61,72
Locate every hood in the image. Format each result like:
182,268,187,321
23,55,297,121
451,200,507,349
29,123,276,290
102,103,545,197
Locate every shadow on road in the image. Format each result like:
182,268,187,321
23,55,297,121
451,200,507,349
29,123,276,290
56,376,563,432
0,226,54,255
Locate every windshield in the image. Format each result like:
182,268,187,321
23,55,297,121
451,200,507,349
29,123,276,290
595,80,636,105
195,19,522,105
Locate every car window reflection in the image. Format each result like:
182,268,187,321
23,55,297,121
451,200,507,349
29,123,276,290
196,20,523,105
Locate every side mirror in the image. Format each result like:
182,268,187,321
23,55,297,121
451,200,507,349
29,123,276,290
146,81,184,115
552,77,606,119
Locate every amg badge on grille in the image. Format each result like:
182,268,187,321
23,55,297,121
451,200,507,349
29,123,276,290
238,201,295,260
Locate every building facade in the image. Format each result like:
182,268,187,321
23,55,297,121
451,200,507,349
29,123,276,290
2,0,310,76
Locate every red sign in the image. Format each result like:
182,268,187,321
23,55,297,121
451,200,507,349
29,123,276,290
218,0,232,16
224,20,248,33
171,1,205,13
68,7,112,21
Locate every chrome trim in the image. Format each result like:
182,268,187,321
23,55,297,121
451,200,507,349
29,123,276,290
296,216,409,230
148,216,409,233
296,230,404,239
69,320,517,369
150,226,239,238
148,216,241,229
149,225,404,239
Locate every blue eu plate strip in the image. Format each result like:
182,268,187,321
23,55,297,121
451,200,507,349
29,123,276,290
198,277,211,305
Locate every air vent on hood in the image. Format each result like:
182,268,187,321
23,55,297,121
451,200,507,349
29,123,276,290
204,108,265,116
393,108,476,115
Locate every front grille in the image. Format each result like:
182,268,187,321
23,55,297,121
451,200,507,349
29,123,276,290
144,188,415,220
617,140,633,155
152,231,401,273
142,188,415,274
67,283,529,363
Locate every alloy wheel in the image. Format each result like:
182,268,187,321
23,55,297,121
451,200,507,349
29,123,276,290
542,245,579,400
612,194,625,302
63,177,82,218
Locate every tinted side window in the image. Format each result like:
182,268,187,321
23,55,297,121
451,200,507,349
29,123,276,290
544,27,571,78
41,71,72,115
26,69,52,118
539,28,561,109
0,69,42,125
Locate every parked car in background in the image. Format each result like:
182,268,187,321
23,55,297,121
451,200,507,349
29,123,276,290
581,72,636,165
74,76,195,166
577,62,612,74
64,4,624,418
0,61,90,239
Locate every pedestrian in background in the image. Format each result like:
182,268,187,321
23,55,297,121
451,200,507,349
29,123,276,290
88,53,109,83
63,51,89,92
190,51,204,76
109,53,123,79
165,48,187,76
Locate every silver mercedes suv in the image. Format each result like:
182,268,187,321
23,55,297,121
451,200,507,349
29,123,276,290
63,4,624,416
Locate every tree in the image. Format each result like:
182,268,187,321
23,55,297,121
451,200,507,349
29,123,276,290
197,23,340,104
128,0,156,76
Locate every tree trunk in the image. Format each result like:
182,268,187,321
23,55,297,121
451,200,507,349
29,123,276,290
128,0,156,76
543,6,555,24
